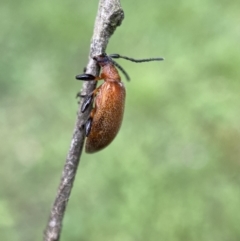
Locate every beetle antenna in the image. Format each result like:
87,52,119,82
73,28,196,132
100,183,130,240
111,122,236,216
110,59,131,81
109,54,164,63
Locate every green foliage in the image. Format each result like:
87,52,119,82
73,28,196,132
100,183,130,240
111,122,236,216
1,0,240,240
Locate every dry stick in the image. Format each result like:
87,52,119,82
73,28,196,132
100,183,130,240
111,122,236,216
43,1,124,240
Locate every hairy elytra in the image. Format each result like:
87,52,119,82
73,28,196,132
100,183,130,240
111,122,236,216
76,53,164,153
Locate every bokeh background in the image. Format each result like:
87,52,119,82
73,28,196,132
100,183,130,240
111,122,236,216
1,0,240,240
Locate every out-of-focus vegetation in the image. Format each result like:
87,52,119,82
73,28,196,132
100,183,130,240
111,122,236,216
1,0,240,240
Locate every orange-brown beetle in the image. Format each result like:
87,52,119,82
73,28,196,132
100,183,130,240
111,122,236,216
76,53,164,153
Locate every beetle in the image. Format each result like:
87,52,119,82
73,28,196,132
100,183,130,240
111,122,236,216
76,53,164,153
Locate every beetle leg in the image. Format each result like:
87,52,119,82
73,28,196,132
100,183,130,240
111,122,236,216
75,72,95,97
76,92,88,98
85,117,93,137
75,73,96,81
85,108,96,137
81,93,94,113
76,73,105,81
76,92,83,98
81,86,101,113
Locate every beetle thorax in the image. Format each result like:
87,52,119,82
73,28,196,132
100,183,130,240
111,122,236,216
101,64,121,82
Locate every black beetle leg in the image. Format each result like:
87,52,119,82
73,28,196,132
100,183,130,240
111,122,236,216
81,93,94,113
76,92,88,98
85,117,93,137
81,85,101,113
76,92,83,98
84,107,96,137
75,74,96,81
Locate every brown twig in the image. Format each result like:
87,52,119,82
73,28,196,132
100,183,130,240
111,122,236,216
43,1,124,240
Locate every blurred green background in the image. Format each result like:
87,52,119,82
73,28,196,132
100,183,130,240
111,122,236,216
1,0,240,240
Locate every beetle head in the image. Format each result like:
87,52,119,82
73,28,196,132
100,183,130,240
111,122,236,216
93,53,110,67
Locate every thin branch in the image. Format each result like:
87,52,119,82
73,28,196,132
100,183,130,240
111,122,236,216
43,1,124,240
